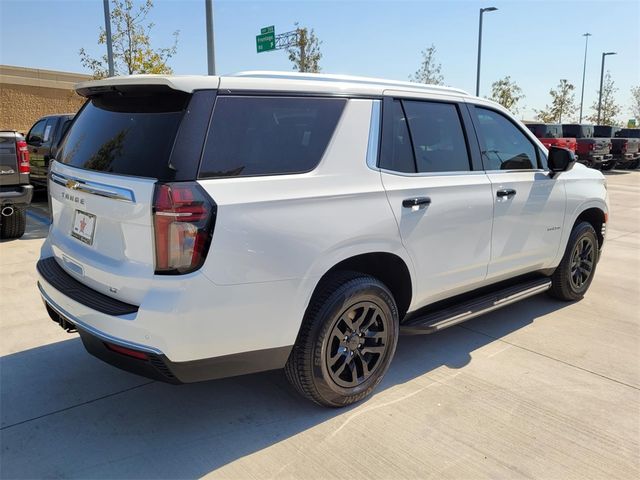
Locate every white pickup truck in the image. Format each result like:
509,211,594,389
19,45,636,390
37,72,609,407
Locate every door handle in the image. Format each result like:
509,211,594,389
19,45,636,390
496,189,517,198
402,197,431,209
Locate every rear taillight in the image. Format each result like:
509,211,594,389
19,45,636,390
152,182,216,275
588,143,595,151
622,140,628,152
16,140,29,173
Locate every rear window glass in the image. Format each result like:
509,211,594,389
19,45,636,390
58,90,189,179
594,126,619,137
199,96,346,178
616,129,640,138
562,124,593,138
526,124,562,138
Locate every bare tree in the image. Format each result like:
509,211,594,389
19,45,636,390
629,85,640,120
286,23,322,73
79,0,179,78
409,44,444,85
535,79,576,123
586,71,621,125
489,76,525,113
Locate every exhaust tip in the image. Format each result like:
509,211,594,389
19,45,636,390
1,206,14,217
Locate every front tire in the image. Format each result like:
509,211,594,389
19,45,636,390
0,206,26,239
549,221,599,301
285,271,399,407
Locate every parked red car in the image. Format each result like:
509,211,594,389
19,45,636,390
524,123,577,152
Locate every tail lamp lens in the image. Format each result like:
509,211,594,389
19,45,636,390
153,182,216,275
16,140,30,173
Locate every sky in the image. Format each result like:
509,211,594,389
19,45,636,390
1,0,639,121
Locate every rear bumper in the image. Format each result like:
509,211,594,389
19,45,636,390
612,152,640,161
0,184,33,206
577,153,613,164
38,280,292,383
36,256,295,383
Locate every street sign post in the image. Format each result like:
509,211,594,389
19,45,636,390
256,32,275,53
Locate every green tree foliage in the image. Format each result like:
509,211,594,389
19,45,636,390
79,0,178,78
535,79,576,123
629,85,639,120
409,44,444,85
286,23,322,73
586,71,621,126
489,76,525,113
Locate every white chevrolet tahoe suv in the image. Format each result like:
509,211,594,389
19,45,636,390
37,72,609,407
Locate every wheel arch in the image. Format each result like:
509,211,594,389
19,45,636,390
574,206,606,248
308,252,413,322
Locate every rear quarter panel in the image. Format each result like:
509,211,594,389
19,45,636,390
197,98,413,311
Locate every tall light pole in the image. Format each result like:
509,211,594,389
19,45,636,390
205,0,216,75
475,6,498,96
102,0,115,77
597,52,617,124
578,33,591,123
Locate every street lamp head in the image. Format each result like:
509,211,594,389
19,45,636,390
604,52,617,56
583,32,592,37
482,7,498,12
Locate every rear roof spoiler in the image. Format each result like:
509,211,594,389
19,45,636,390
75,75,220,97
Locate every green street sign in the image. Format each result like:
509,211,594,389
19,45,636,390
628,119,637,128
256,32,275,53
261,25,274,34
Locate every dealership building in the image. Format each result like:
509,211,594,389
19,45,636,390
0,65,90,134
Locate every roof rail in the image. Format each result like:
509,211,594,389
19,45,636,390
231,71,469,96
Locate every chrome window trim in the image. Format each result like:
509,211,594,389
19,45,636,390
366,99,381,170
483,169,548,174
379,168,488,178
50,171,136,203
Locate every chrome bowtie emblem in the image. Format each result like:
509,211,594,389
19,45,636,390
66,179,80,190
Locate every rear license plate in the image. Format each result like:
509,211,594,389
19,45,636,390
71,210,96,245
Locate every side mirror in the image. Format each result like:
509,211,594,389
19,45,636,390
548,146,576,178
28,135,42,146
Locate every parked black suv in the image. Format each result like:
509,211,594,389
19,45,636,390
0,131,33,238
26,114,74,187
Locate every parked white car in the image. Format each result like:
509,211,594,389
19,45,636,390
37,72,609,406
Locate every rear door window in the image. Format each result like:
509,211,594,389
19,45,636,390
199,96,346,178
379,100,415,173
57,90,189,179
403,100,471,173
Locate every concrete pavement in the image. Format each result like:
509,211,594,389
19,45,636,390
1,173,638,479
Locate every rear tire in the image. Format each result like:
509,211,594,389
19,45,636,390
549,221,599,301
285,271,399,407
0,207,26,239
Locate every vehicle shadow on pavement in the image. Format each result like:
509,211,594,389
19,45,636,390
0,295,569,478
